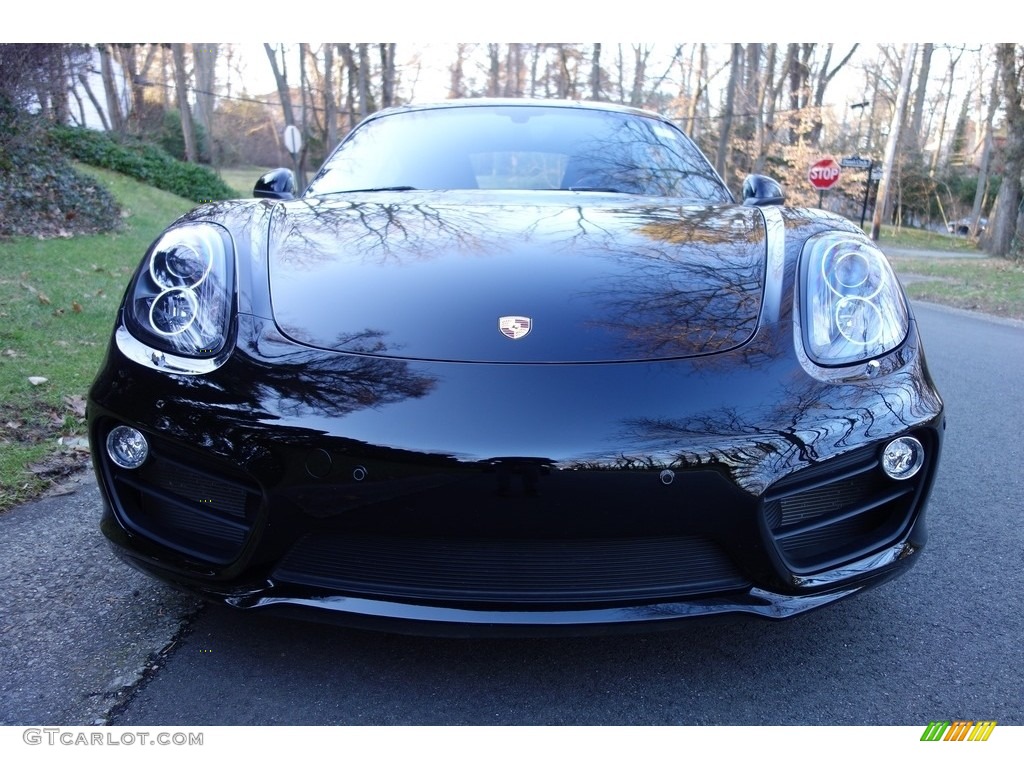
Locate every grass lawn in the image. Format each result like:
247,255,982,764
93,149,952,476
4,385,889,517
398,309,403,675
870,224,982,254
217,165,271,198
887,255,1024,320
0,166,196,510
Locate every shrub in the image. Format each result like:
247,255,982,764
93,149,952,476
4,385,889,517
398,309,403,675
49,125,236,203
0,100,121,239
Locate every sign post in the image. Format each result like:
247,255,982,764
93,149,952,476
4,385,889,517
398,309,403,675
283,124,303,188
840,156,877,230
808,157,841,208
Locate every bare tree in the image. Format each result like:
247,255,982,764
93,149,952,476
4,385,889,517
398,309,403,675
630,44,651,107
871,44,917,241
969,63,1000,237
985,44,1023,258
357,43,372,118
264,43,297,129
808,44,859,145
487,44,500,97
590,43,602,101
380,44,396,108
716,44,742,178
449,43,468,98
324,44,338,150
171,43,197,162
908,43,933,146
98,44,125,133
193,43,218,164
929,45,967,173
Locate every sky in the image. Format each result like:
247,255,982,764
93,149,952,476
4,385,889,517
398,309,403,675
10,1,994,45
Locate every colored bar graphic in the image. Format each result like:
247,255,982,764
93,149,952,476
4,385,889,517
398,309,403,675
921,721,949,741
945,721,972,741
920,720,996,742
968,721,997,741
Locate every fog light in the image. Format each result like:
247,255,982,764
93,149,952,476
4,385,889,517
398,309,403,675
106,425,149,469
881,436,924,480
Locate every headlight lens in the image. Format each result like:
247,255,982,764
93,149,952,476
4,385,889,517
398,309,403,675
800,233,908,366
124,223,234,358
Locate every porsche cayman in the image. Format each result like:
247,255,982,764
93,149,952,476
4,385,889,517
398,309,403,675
89,99,944,635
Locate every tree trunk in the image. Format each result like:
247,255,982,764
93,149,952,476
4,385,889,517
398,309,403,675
77,72,109,131
449,43,466,99
357,44,372,119
193,43,218,164
529,44,541,98
487,44,500,97
871,44,917,241
503,44,524,97
629,45,649,107
171,43,198,163
324,44,337,151
809,44,858,146
264,43,297,129
336,44,356,128
715,44,742,180
909,43,933,147
930,46,964,173
380,44,396,107
98,44,124,133
590,43,601,101
753,44,781,173
686,44,707,141
985,44,1024,258
970,64,1001,237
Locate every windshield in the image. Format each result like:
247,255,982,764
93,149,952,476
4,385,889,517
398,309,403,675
305,104,732,201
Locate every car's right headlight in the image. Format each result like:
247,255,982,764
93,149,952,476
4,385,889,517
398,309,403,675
799,232,909,366
123,222,235,358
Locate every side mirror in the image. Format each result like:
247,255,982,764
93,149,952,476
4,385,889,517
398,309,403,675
254,168,296,200
742,174,785,206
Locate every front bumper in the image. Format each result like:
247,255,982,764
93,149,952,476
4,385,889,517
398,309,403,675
90,314,943,635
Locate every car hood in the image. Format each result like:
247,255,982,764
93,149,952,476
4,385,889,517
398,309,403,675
266,193,767,363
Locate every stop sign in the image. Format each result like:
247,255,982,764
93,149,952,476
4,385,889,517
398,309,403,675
808,157,841,190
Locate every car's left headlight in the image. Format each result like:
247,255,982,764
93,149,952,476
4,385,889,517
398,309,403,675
799,232,908,366
123,223,235,358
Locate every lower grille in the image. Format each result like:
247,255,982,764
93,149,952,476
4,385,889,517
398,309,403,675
109,449,260,564
763,436,931,572
273,533,749,605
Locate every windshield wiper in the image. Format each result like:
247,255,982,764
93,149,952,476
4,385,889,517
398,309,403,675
567,186,628,194
336,186,418,193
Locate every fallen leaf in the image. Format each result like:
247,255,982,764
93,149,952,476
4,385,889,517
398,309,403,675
38,292,51,305
72,301,83,313
63,395,87,418
28,376,48,386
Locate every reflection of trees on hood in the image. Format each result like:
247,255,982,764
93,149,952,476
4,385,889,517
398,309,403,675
582,367,939,494
269,198,501,269
575,205,765,359
248,327,438,419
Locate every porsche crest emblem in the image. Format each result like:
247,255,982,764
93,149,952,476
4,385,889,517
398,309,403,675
499,316,532,340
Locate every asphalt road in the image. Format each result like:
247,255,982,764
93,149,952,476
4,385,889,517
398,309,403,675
2,302,1021,726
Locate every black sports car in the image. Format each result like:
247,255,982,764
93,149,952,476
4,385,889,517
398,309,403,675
89,99,943,635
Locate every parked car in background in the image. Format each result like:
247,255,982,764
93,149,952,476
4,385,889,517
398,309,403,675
948,217,986,236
